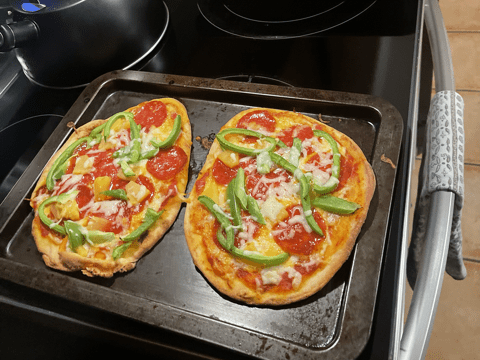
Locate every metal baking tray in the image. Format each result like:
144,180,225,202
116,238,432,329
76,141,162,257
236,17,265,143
0,71,403,359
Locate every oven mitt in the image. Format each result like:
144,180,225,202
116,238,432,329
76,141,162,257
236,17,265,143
407,91,467,289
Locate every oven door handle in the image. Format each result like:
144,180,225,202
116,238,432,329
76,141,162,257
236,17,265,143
399,0,463,359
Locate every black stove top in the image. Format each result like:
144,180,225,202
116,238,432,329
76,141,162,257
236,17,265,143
0,0,430,358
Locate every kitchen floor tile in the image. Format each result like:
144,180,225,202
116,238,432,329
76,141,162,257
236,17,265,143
458,91,480,165
461,164,480,261
407,163,479,264
405,261,480,360
440,0,480,32
448,33,480,91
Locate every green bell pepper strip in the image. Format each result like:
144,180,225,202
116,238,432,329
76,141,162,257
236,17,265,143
64,220,115,249
234,167,248,210
64,220,84,251
247,195,266,225
103,112,141,163
198,195,234,251
37,190,79,235
46,137,91,191
312,195,361,215
269,152,323,236
103,112,134,141
112,242,132,260
84,230,115,245
269,153,309,199
216,229,289,266
312,130,341,194
300,185,324,236
150,115,182,149
52,160,69,181
216,128,277,156
90,122,106,137
113,208,164,260
289,137,302,167
276,139,288,149
119,160,136,177
139,148,159,161
269,152,296,173
226,179,243,231
121,207,165,243
100,189,128,201
112,146,131,159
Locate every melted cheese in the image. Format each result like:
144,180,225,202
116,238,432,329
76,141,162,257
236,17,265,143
251,173,288,200
201,175,223,204
73,155,94,175
125,181,150,205
240,224,284,257
55,174,83,194
287,205,312,233
260,265,303,288
260,196,285,222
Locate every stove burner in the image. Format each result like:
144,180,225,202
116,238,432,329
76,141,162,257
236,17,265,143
198,0,376,39
217,74,293,87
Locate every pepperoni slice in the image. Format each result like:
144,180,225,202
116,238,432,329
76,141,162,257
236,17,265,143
236,110,276,132
195,171,209,194
134,100,168,130
212,158,238,185
146,146,188,180
335,152,356,192
272,205,326,255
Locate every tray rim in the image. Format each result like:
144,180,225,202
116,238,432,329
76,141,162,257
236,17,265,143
0,70,403,359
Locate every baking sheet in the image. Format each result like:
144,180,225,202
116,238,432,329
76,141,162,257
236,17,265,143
0,71,403,359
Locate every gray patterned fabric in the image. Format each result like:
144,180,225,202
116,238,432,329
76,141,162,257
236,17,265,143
407,91,467,288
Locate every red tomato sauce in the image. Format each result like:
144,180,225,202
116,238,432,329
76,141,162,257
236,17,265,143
212,158,238,185
133,100,167,130
277,125,314,147
272,205,326,255
146,146,187,180
236,110,276,132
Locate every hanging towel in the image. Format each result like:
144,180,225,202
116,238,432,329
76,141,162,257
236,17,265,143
407,90,467,288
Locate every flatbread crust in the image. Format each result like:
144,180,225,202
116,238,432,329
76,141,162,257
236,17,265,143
184,108,375,305
30,98,191,277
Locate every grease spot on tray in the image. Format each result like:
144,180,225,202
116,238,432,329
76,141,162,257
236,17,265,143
195,133,216,150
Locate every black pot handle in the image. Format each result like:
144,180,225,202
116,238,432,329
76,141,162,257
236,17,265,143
0,19,38,52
